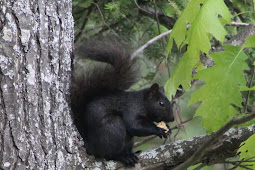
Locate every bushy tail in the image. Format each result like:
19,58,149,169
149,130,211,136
70,39,139,116
78,40,138,91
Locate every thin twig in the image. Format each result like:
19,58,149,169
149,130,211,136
246,156,255,161
133,0,153,15
152,0,170,77
173,127,181,141
153,0,161,35
172,117,194,130
173,108,184,141
92,2,118,36
238,165,254,170
134,117,193,148
131,30,172,59
226,22,249,26
244,65,255,113
173,111,255,170
74,0,98,44
112,0,140,27
131,22,249,59
134,136,157,148
139,22,155,42
227,155,255,169
226,158,255,164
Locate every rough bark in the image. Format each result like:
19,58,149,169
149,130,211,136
0,0,86,169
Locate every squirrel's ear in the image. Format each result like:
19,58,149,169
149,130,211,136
159,86,165,93
147,83,159,99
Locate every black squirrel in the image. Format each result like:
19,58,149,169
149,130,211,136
70,40,175,166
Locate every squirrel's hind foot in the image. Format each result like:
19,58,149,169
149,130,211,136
109,152,139,167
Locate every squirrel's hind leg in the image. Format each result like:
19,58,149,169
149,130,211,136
86,114,127,157
107,134,139,167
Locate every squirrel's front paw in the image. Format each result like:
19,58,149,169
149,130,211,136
157,128,168,139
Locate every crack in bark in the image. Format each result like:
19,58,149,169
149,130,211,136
0,70,7,168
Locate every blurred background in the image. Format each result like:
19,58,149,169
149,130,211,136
72,1,255,169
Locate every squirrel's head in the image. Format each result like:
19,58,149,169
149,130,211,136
144,83,175,123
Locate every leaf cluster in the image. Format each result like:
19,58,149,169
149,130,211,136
164,0,255,169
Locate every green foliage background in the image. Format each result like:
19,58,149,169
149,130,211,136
72,0,255,169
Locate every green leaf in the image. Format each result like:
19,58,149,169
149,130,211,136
167,0,231,55
165,0,231,98
105,2,119,11
185,0,231,56
242,34,255,48
165,52,199,98
236,134,255,170
166,0,204,54
189,45,250,132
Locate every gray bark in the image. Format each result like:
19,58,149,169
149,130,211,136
0,0,86,169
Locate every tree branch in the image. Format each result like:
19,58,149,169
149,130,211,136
82,123,255,169
131,23,251,60
137,123,255,170
173,112,255,170
131,30,172,59
225,24,255,47
134,2,176,29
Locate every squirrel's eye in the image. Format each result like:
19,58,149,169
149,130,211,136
159,101,165,107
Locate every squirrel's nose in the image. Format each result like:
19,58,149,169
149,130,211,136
165,113,175,123
170,115,175,122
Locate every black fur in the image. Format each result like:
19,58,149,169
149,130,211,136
70,40,174,166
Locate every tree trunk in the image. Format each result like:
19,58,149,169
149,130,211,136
0,0,84,169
